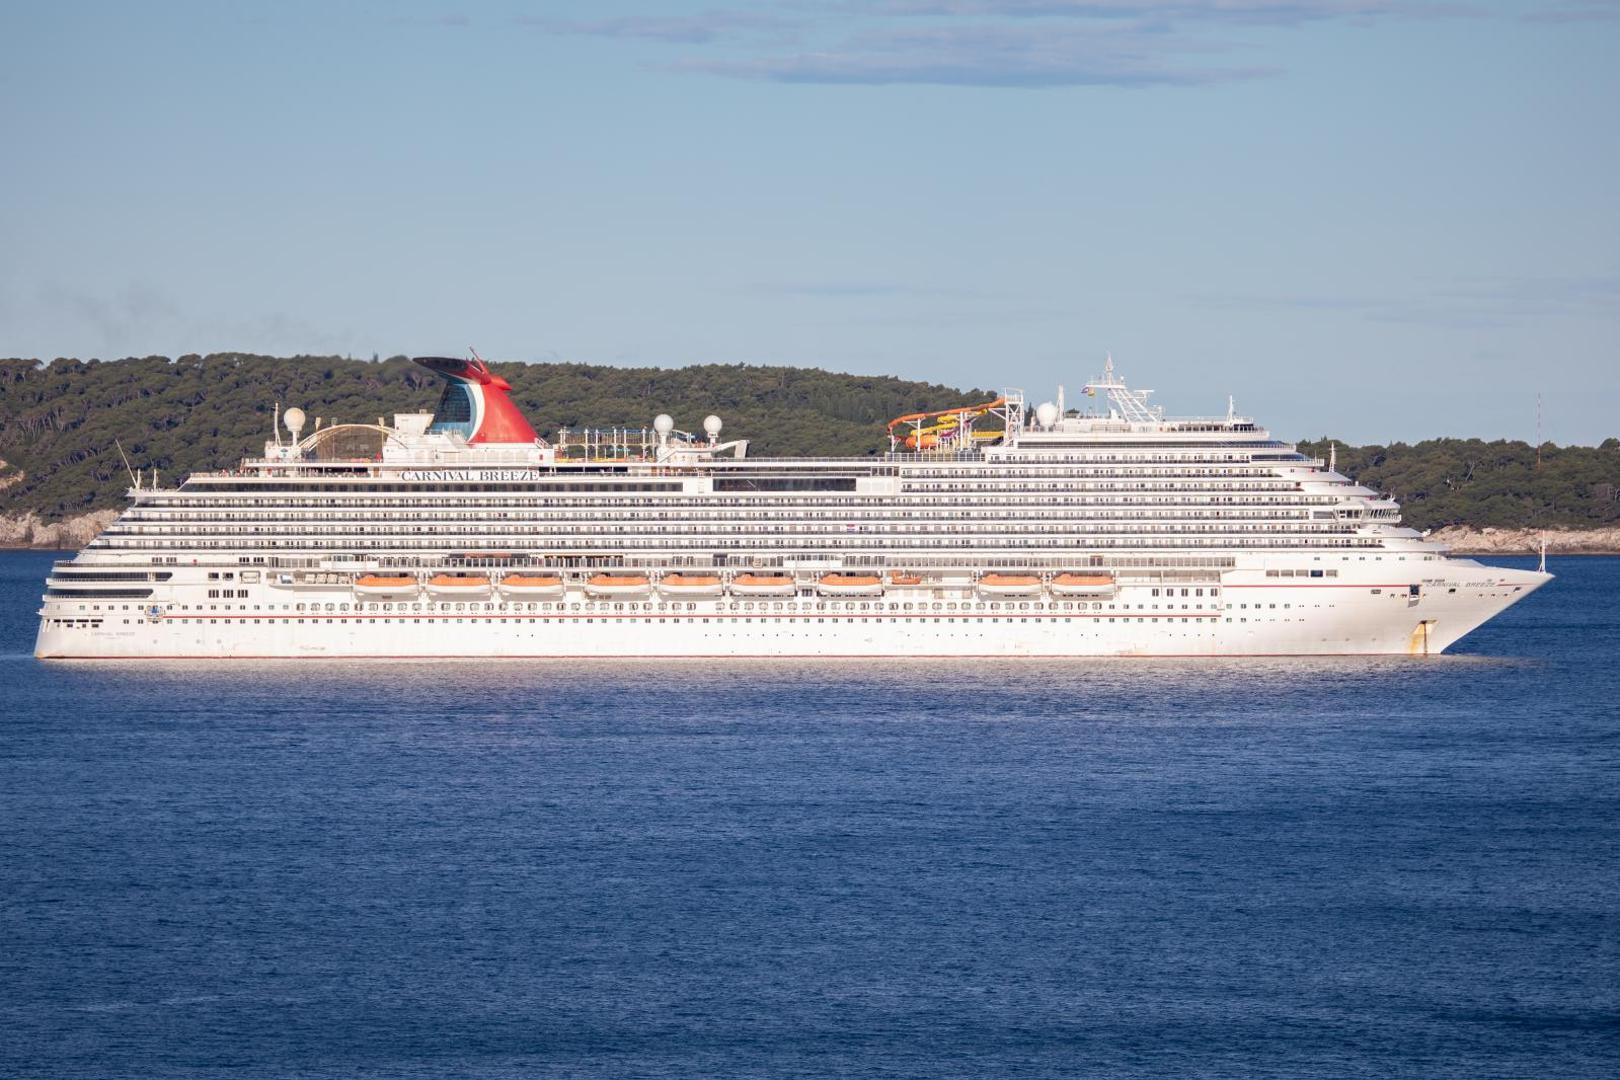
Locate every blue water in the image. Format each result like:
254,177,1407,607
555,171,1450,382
1,551,1616,1078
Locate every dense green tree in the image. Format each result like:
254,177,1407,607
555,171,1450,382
0,354,990,518
1,353,1612,529
1299,437,1620,531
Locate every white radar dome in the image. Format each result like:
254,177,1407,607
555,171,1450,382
283,406,307,438
653,414,675,436
703,414,723,438
1034,401,1059,429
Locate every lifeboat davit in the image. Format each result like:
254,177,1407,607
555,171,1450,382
355,574,418,597
977,573,1043,597
730,573,797,597
500,573,565,599
1050,572,1115,597
585,573,652,598
817,573,883,597
427,573,492,597
659,573,724,598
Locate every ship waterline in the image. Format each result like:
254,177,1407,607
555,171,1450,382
35,355,1549,659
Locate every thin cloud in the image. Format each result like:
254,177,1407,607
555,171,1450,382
388,12,473,29
1522,0,1620,22
679,21,1275,86
751,280,1001,298
758,281,918,296
522,1,1479,89
521,11,799,45
863,1,1430,20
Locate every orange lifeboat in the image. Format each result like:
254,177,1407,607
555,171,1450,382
885,571,924,587
427,573,492,597
817,573,884,597
585,573,652,598
977,573,1043,597
500,573,565,599
659,573,724,598
1050,572,1115,597
730,573,797,597
354,574,418,597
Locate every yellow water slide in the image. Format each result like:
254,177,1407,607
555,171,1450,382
887,397,1005,450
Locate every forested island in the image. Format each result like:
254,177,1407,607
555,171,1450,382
2,353,1616,550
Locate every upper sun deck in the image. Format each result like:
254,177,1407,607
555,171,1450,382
1000,416,1270,447
883,356,1277,456
218,353,1290,482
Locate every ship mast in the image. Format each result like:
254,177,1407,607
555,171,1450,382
1084,354,1162,423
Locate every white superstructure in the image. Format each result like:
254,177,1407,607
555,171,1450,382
35,355,1549,659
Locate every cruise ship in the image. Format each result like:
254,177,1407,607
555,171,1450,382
35,355,1549,659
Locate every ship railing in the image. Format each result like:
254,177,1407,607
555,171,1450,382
215,445,1339,474
201,453,998,476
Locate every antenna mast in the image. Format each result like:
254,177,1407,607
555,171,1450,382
1083,354,1161,424
114,437,139,491
1535,392,1543,472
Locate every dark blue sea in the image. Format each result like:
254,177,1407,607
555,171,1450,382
2,550,1616,1078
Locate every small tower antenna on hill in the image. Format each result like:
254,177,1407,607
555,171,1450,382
1535,392,1543,472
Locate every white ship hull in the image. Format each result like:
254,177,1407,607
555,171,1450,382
36,563,1548,659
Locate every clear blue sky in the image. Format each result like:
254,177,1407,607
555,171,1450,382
2,1,1615,444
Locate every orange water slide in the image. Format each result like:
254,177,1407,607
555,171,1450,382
886,396,1005,450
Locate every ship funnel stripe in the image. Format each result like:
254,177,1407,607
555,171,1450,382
413,356,538,444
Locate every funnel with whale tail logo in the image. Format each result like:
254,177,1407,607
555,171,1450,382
413,354,539,444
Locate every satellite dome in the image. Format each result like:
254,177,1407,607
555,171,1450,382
653,414,675,436
1034,401,1059,429
283,407,307,438
703,414,723,438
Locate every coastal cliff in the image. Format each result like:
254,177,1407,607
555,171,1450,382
1428,526,1620,556
0,509,120,550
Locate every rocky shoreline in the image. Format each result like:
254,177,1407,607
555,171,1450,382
2,511,1616,555
1425,526,1620,556
1,510,121,551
